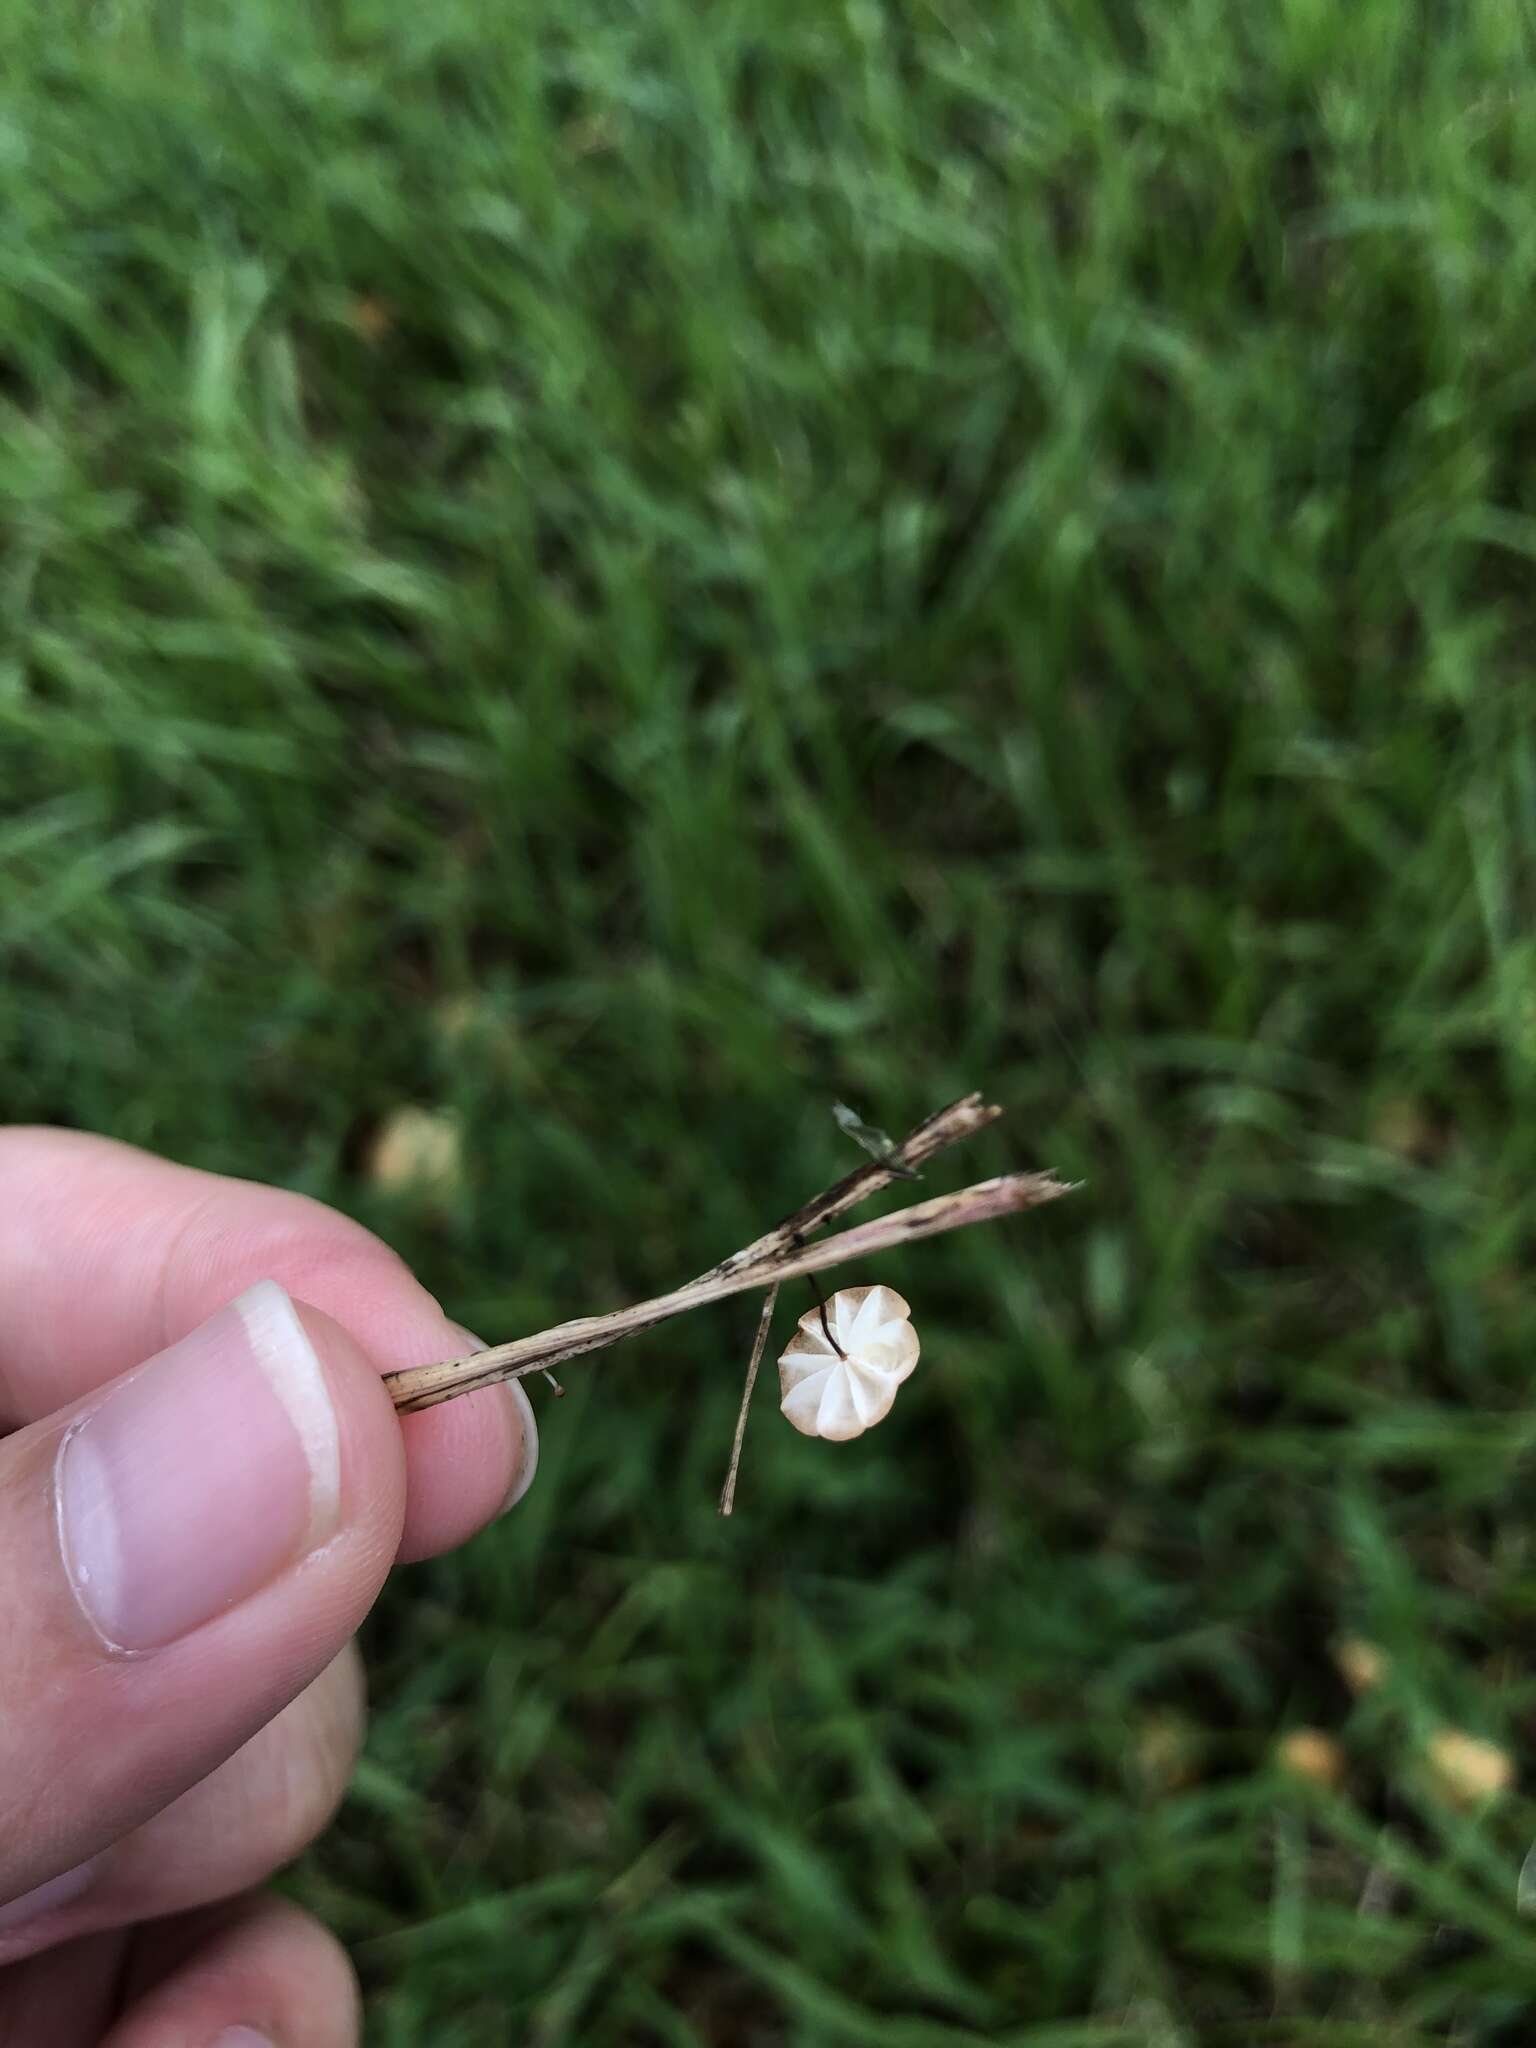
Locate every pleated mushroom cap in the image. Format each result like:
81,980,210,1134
777,1285,920,1441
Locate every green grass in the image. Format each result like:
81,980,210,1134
7,0,1536,2038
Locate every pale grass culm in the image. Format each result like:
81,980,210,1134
381,1094,1073,1508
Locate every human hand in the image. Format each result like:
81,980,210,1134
0,1128,537,2046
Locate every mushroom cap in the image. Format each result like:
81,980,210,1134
777,1284,920,1441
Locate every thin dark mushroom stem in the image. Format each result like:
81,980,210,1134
807,1275,846,1360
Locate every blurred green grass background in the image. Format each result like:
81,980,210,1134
7,2,1536,2039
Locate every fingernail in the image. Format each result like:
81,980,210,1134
499,1379,540,1516
213,2030,276,2048
0,1855,102,1934
57,1281,342,1652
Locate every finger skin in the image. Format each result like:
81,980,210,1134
0,1129,537,2038
0,1305,402,1924
0,1126,530,1560
105,1893,361,2048
0,1929,126,2048
17,1646,367,1955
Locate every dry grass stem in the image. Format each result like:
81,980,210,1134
700,1092,1003,1287
385,1095,1071,1415
714,1093,1004,1514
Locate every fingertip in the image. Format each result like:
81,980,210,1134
500,1379,540,1515
265,1292,535,1564
395,1379,537,1562
104,1893,359,2048
0,1292,410,1914
0,1123,536,1570
287,1301,407,1569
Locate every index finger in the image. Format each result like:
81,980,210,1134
0,1128,535,1560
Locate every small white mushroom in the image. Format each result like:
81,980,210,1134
777,1284,919,1441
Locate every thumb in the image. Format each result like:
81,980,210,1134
0,1281,405,1914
